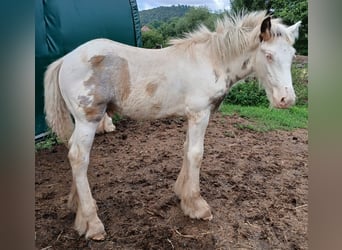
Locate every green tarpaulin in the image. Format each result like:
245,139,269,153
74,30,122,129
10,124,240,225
35,0,141,137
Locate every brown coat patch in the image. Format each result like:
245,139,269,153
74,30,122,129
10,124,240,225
89,55,105,66
241,58,250,70
225,76,234,89
83,105,104,122
78,95,92,106
213,70,219,83
145,83,158,97
260,30,272,42
151,103,162,114
260,16,272,42
118,62,131,101
82,55,131,122
106,102,117,117
210,94,226,112
235,74,242,82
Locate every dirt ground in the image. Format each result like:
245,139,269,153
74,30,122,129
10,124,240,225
35,113,308,249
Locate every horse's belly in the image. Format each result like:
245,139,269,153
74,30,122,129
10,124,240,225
119,99,185,120
117,88,185,119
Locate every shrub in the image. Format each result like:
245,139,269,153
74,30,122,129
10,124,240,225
142,29,164,48
224,79,269,106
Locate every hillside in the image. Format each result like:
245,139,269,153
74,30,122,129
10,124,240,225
139,5,191,26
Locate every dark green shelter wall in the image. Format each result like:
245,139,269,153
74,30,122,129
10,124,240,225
35,0,142,136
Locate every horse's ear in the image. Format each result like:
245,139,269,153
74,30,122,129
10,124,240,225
260,16,272,42
287,21,301,40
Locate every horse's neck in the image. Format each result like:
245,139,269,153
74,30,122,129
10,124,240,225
192,41,257,89
226,52,256,85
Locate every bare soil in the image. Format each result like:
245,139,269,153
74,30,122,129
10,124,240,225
35,113,308,249
293,55,308,64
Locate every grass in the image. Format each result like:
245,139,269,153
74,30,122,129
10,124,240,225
35,132,61,151
219,103,308,132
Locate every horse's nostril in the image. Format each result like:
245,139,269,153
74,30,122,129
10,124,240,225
280,97,286,103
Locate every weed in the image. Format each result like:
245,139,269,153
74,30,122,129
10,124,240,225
35,131,61,151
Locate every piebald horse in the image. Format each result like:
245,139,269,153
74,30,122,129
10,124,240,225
44,11,301,240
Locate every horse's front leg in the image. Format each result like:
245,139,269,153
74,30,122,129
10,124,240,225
174,108,213,220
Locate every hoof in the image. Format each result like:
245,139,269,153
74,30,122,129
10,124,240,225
181,195,213,220
74,212,106,241
104,124,116,133
85,216,106,240
86,230,106,241
201,210,213,221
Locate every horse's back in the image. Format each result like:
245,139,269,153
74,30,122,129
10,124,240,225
57,37,215,121
62,38,126,65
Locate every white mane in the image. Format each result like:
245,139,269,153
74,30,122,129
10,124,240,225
170,11,294,63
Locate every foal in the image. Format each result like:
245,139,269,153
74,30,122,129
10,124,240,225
44,11,301,240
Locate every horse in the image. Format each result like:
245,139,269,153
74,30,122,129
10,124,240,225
44,11,301,240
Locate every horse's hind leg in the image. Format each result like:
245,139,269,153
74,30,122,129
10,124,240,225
68,114,114,210
174,108,213,220
68,119,106,240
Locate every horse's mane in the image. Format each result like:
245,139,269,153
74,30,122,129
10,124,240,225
169,10,293,63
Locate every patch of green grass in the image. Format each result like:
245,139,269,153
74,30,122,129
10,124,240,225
112,113,122,123
219,104,308,132
35,132,61,151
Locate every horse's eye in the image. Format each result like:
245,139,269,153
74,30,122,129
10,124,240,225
265,53,273,62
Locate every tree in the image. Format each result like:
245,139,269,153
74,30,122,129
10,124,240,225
142,29,164,48
270,0,308,55
230,0,270,13
149,7,218,48
172,7,216,37
140,6,221,48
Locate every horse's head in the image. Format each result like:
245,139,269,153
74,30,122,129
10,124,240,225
254,16,301,109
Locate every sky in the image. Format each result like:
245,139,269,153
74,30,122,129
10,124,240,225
136,0,230,12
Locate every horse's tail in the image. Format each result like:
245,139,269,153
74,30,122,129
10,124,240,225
44,57,74,143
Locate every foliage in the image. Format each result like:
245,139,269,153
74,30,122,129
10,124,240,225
142,29,165,48
176,7,218,33
139,5,191,26
35,131,61,151
229,0,308,55
220,104,308,131
224,79,269,107
140,7,220,48
270,0,308,55
230,0,269,13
